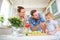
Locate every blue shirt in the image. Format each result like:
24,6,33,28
29,13,45,31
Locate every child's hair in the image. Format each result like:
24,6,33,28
45,12,54,18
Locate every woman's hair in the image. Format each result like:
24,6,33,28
17,6,24,12
45,12,54,18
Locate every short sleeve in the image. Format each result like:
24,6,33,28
54,21,58,25
30,23,35,30
38,13,45,22
29,18,35,30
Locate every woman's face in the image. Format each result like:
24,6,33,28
19,9,25,18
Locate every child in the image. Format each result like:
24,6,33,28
45,12,60,35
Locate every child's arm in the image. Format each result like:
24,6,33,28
48,21,60,35
54,23,59,32
53,21,59,33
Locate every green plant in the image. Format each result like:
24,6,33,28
0,16,4,23
8,17,23,28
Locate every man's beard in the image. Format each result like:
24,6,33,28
33,18,38,21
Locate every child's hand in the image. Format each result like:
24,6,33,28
48,31,55,35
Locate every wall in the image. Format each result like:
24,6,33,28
0,0,3,11
56,0,60,12
0,0,12,25
55,0,60,26
11,0,50,16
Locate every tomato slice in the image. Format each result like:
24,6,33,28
25,24,30,28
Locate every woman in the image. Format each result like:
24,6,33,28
17,6,27,26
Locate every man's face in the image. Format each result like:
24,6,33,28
32,12,39,19
19,9,25,18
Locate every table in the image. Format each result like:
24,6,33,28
0,35,60,40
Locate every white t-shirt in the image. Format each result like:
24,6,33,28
46,20,58,32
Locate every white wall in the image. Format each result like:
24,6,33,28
0,0,3,11
0,0,12,25
56,0,60,12
11,0,50,16
55,0,60,26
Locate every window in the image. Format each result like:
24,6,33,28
47,8,50,12
58,21,60,26
51,0,58,14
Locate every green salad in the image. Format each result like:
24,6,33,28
8,17,23,28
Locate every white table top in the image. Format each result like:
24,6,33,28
0,35,60,40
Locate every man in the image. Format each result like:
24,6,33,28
29,10,46,33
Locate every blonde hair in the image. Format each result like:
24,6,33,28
45,12,54,18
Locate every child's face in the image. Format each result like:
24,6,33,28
45,16,52,21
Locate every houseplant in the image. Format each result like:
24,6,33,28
8,17,23,35
8,17,22,28
0,16,4,27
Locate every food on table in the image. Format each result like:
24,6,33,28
25,24,30,28
27,31,47,36
8,17,22,28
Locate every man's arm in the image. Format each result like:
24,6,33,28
31,24,41,31
39,13,46,33
39,13,45,22
29,18,41,31
30,22,46,31
40,22,46,33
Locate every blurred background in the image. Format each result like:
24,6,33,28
0,0,60,26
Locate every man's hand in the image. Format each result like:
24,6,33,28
31,22,46,32
40,22,46,33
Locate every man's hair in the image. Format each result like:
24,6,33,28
17,6,24,12
30,10,37,16
45,12,54,18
